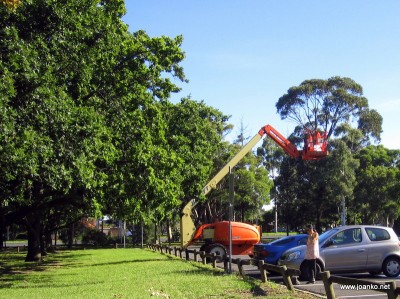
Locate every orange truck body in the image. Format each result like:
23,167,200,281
191,221,261,256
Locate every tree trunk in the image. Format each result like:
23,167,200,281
0,224,3,250
67,222,74,249
316,206,323,232
40,224,48,257
154,223,158,244
25,214,42,262
0,209,4,250
45,231,53,249
166,220,173,244
54,230,58,246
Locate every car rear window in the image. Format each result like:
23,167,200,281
365,227,391,241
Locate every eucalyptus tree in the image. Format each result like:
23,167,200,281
276,76,382,147
270,77,382,228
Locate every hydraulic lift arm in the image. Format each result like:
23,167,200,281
180,132,264,246
180,124,328,247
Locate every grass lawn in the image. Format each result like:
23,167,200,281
0,248,317,299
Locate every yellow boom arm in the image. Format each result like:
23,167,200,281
180,133,264,247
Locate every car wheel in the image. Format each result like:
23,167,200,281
206,243,227,263
382,256,400,277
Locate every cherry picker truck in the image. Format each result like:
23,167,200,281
180,124,328,260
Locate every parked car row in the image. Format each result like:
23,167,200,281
252,225,400,280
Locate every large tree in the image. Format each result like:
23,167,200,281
107,98,230,230
271,77,382,229
1,0,120,259
0,0,189,260
276,76,382,149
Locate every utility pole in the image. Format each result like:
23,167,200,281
341,196,347,226
274,198,278,233
340,169,346,225
228,166,234,274
141,221,144,248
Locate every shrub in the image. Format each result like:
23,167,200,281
81,229,111,246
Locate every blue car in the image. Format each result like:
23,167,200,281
252,234,308,265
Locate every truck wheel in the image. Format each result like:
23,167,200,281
383,256,400,277
199,244,208,252
206,244,227,263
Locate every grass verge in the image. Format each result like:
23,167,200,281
0,248,317,299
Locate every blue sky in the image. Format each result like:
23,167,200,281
123,1,400,150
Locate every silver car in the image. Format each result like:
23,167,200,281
278,225,400,280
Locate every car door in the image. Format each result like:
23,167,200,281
322,228,368,272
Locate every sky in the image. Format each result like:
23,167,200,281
122,1,400,150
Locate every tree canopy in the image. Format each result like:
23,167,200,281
276,76,382,149
354,146,400,226
267,76,384,231
2,1,399,259
0,0,229,260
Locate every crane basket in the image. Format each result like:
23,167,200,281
302,130,328,160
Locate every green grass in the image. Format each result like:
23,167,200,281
0,248,315,299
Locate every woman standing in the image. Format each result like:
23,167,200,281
305,224,319,283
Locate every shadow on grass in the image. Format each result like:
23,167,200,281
0,249,177,289
166,262,268,297
88,257,176,268
166,255,268,297
0,251,92,272
0,248,267,297
0,274,107,290
194,265,267,296
242,276,269,297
